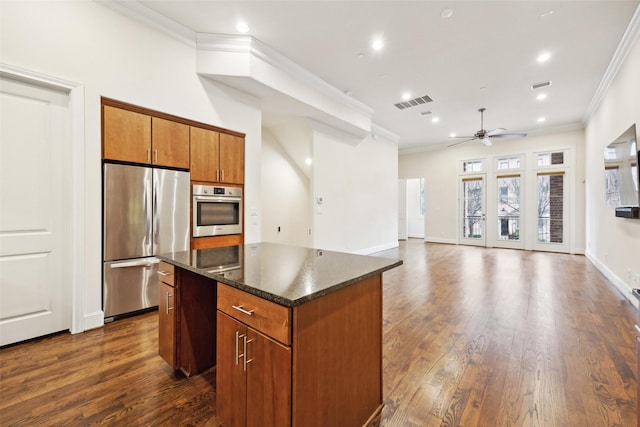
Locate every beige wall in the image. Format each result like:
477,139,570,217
585,31,640,305
399,129,586,252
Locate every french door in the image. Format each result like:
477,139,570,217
460,175,486,246
532,171,568,252
492,174,524,250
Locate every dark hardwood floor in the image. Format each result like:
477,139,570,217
1,240,636,426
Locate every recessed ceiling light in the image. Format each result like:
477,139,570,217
537,93,548,101
441,8,454,19
537,52,551,63
357,52,365,59
537,117,546,123
305,157,312,166
432,117,440,123
449,132,457,138
541,10,555,18
402,92,411,101
372,38,384,51
235,21,250,33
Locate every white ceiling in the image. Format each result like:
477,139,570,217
138,0,639,151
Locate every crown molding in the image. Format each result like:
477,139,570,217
96,0,196,48
583,3,640,123
371,123,400,144
196,33,374,118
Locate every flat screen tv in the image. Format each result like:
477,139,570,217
604,124,639,218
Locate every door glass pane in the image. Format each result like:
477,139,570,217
463,179,483,239
537,174,564,243
497,176,520,241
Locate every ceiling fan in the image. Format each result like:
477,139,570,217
448,108,527,147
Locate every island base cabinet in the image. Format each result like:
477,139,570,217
158,262,177,369
217,311,291,427
158,281,176,368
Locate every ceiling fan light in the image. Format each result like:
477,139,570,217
481,137,492,147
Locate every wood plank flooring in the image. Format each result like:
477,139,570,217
1,240,637,426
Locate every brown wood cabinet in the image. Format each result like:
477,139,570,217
102,104,189,169
158,264,216,377
220,133,244,184
217,312,291,427
103,105,151,164
152,117,190,169
191,127,244,184
158,262,177,369
216,278,381,427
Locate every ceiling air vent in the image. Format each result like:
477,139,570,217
531,81,552,90
394,94,434,110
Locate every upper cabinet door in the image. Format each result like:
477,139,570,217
152,117,190,169
190,127,219,182
219,133,244,184
103,105,151,164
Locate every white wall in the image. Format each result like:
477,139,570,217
312,130,399,254
261,128,312,247
1,1,262,329
584,31,640,305
399,129,586,251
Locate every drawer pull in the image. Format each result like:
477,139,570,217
158,271,171,276
232,305,254,316
635,324,640,335
165,292,174,315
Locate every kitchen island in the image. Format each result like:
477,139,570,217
157,242,402,427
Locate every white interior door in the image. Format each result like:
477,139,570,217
398,180,408,240
0,76,71,346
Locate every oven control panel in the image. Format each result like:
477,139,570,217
193,185,242,198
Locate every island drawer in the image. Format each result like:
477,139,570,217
158,262,175,286
217,283,291,345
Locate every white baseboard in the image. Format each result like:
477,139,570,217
585,250,638,309
354,241,399,255
408,233,425,239
425,237,457,245
82,310,105,332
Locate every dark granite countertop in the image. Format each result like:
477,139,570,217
157,242,403,307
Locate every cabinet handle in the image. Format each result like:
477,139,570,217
635,324,640,335
243,335,253,371
235,331,241,366
232,305,254,316
147,149,151,162
221,170,225,181
158,271,170,276
165,292,173,315
216,169,220,181
154,149,158,163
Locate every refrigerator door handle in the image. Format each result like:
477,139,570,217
110,258,160,269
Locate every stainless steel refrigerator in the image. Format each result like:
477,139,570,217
103,163,190,318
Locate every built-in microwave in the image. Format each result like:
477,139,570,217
192,185,242,237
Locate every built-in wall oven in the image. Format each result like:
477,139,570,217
192,184,242,237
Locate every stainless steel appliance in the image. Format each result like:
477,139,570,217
192,184,242,237
103,163,190,318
